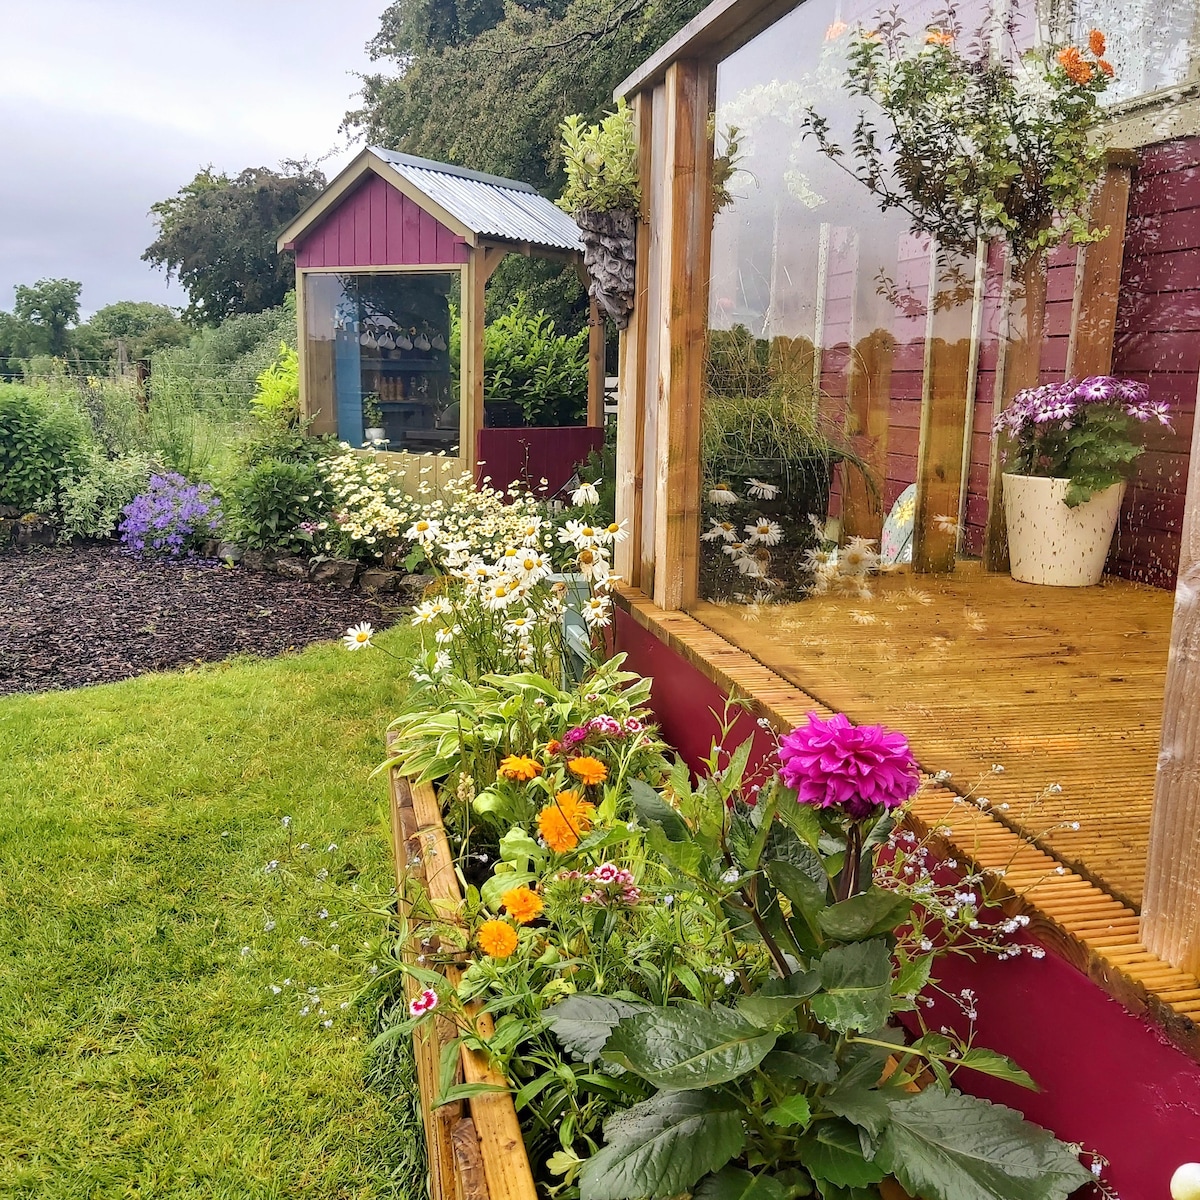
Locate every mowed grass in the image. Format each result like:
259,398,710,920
0,628,424,1200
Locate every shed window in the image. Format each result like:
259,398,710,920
303,271,458,454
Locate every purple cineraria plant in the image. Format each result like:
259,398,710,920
994,375,1171,507
119,473,223,557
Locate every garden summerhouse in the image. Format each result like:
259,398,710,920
608,0,1200,1189
278,149,605,493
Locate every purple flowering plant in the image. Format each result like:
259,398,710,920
995,374,1170,506
119,473,223,556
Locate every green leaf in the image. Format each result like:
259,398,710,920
548,995,650,1063
892,954,934,1002
810,940,894,1034
762,1032,839,1084
764,1093,813,1128
800,1123,885,1188
579,1091,745,1200
498,826,543,871
646,820,706,876
629,778,691,842
819,1085,892,1140
876,1089,1093,1200
602,1003,778,1090
954,1048,1039,1092
480,870,537,912
818,888,913,942
738,973,819,1027
694,1167,787,1200
435,1081,509,1107
768,860,828,929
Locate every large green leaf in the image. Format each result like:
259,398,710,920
694,1166,787,1200
603,1003,778,1090
800,1123,886,1188
646,821,706,876
579,1091,745,1200
764,1093,813,1128
819,1085,892,1140
768,861,828,929
548,995,650,1063
809,940,894,1034
629,778,692,842
762,1032,839,1084
818,888,913,942
876,1089,1094,1200
738,972,819,1028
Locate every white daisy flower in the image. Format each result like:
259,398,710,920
722,541,751,559
343,623,374,650
582,594,612,629
558,520,602,549
405,518,441,542
432,651,452,674
746,478,780,500
708,483,739,505
434,625,458,645
745,519,783,546
504,610,537,637
483,580,519,610
702,518,738,542
600,520,630,545
571,480,600,507
839,536,879,577
576,546,611,581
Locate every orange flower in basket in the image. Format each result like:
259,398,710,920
568,756,609,787
1088,28,1105,57
537,790,596,853
1057,45,1093,85
925,29,953,46
1098,59,1114,77
498,754,542,782
501,886,544,925
477,919,519,959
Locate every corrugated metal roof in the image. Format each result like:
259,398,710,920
372,149,583,254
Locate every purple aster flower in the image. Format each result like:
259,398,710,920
778,712,921,821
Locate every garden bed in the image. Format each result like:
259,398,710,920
0,543,393,695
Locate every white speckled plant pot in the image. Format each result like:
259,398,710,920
1003,474,1125,587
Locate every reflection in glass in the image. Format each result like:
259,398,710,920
305,271,458,453
1068,0,1196,103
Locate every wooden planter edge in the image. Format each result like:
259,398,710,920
388,751,539,1200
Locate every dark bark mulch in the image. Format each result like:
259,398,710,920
0,544,393,697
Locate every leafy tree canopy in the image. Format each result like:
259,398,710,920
347,0,705,327
13,278,81,357
87,301,187,360
143,163,326,325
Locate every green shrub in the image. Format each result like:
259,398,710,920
58,448,154,541
250,343,300,426
482,298,588,426
556,99,640,215
0,385,88,512
227,459,328,552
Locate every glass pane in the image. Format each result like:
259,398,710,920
304,271,458,454
1068,0,1196,103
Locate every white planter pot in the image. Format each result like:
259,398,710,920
365,427,387,444
1002,473,1125,587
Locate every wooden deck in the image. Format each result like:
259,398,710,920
691,564,1173,909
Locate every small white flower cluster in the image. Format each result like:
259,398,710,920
806,535,881,599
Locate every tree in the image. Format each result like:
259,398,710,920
13,278,81,356
87,301,186,359
143,163,326,324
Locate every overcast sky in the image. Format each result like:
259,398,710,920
0,0,386,316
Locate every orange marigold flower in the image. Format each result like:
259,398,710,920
546,739,562,756
925,29,953,45
498,754,542,782
568,756,609,787
537,790,596,853
1098,58,1114,77
477,919,519,958
1088,28,1106,57
501,886,544,925
1057,45,1092,85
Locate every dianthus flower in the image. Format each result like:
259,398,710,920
537,791,596,853
408,988,439,1017
562,726,591,748
778,712,920,821
567,756,608,787
498,754,542,782
477,919,518,959
501,886,544,925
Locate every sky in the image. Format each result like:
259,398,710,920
0,0,387,316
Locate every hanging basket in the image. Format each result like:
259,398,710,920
576,207,637,330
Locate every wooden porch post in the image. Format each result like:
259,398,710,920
614,91,652,588
651,59,712,611
587,297,605,428
1141,374,1200,977
463,247,505,476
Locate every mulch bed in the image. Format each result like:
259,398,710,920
0,544,394,696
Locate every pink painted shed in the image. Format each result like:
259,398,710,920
277,148,601,477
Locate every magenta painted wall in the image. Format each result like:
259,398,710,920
616,609,1200,1198
294,172,469,268
476,426,605,498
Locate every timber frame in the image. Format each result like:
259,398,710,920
612,0,1200,981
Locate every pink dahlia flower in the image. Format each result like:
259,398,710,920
778,712,920,821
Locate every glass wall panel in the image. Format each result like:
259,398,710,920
304,271,458,454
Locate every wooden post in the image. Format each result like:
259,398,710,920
1141,374,1200,977
463,248,506,476
912,247,976,573
840,328,894,542
587,296,605,427
615,91,654,589
652,59,712,611
982,253,1047,571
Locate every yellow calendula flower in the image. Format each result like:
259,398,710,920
501,886,544,925
477,919,519,959
498,754,543,783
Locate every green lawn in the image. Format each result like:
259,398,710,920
0,628,425,1200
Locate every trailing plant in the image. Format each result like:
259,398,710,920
362,393,385,429
119,472,223,556
57,448,154,541
0,385,89,512
556,99,640,217
995,375,1171,505
227,459,329,553
804,17,1114,264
